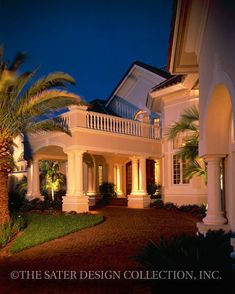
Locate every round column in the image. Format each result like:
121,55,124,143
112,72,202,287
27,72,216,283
139,156,147,194
203,156,227,225
131,157,139,194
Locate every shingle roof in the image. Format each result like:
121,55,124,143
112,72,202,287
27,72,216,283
151,74,184,92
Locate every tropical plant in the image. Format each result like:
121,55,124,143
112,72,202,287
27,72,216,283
99,182,116,197
15,175,27,195
167,105,206,181
134,230,233,281
0,48,82,224
40,160,66,201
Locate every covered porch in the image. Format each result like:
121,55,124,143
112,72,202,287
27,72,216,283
26,105,162,212
26,145,162,212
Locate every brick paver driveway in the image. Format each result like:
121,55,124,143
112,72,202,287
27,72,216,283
0,206,199,293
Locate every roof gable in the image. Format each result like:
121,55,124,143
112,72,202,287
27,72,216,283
106,61,171,109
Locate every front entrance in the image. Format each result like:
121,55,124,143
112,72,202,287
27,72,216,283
126,159,156,195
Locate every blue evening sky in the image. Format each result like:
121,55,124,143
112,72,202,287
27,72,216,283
0,0,173,102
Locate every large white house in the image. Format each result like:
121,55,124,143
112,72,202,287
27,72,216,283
10,60,207,213
167,0,235,234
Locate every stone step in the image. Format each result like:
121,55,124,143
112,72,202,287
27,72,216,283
106,198,128,206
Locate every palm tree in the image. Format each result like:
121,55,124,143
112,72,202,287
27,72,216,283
166,105,206,181
40,160,66,201
0,48,82,224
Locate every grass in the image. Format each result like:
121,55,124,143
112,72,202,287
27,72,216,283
10,213,103,254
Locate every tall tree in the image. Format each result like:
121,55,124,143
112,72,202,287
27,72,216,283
40,160,66,201
0,48,82,224
167,105,206,181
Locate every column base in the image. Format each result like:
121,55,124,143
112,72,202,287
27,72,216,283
26,194,44,201
117,192,124,198
88,195,96,207
62,195,89,213
202,211,227,225
197,222,231,235
128,194,151,208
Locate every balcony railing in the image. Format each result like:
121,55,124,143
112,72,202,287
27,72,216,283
86,111,160,139
55,108,160,140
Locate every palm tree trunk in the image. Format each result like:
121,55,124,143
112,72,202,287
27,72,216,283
0,171,10,224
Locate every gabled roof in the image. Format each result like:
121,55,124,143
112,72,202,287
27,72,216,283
134,61,171,79
151,74,185,92
88,99,119,116
106,60,171,107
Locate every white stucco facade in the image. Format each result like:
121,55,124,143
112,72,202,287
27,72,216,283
11,60,208,213
168,0,235,232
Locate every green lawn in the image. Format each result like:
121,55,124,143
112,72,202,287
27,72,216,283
10,213,103,254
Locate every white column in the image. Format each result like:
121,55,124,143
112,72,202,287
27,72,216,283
74,150,84,196
203,156,227,225
66,151,75,196
139,156,147,194
116,164,123,196
32,157,42,199
128,156,151,208
93,163,97,194
63,148,89,213
155,159,161,185
87,165,95,195
131,157,139,194
26,162,33,199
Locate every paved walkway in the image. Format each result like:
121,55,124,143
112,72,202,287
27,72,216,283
0,206,199,293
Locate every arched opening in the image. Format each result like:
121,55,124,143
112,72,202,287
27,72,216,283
32,145,67,202
203,84,233,155
199,83,235,230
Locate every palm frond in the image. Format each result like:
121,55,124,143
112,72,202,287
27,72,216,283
23,117,71,136
184,160,207,181
180,105,199,122
166,105,199,140
176,135,199,161
0,45,3,66
17,89,81,117
20,72,76,102
166,120,198,140
9,52,27,71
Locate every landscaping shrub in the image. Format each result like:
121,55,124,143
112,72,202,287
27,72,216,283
9,192,27,213
164,202,178,210
148,183,162,199
152,200,207,218
0,214,27,247
178,204,207,218
134,230,233,289
152,199,164,208
99,182,116,197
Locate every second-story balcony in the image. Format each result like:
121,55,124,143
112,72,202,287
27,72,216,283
29,105,162,158
60,106,161,140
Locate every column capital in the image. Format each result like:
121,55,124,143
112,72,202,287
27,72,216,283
203,154,226,163
129,156,139,162
32,155,40,161
63,146,87,154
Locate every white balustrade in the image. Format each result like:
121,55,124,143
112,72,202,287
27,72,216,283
33,110,160,140
85,111,160,140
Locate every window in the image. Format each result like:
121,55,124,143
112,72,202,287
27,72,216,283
173,155,189,184
98,165,103,186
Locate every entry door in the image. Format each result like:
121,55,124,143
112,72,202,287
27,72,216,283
126,161,132,195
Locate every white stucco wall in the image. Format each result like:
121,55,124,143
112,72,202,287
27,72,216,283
198,0,235,229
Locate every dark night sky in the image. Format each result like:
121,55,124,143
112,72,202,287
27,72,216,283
0,0,173,102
